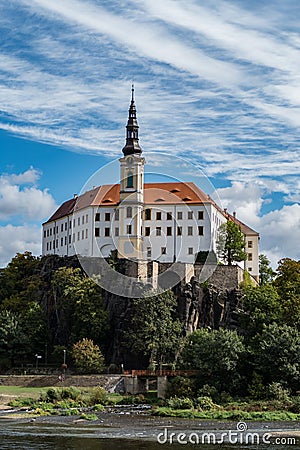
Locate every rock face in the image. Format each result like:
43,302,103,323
103,263,244,367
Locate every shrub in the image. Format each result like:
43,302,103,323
197,384,219,402
41,388,61,403
196,396,219,411
166,376,195,399
267,382,291,402
248,373,266,400
166,397,194,410
60,387,81,401
80,413,98,421
88,387,108,406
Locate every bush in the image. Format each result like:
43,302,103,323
289,396,300,413
60,387,81,401
166,396,194,410
88,387,108,406
267,382,291,402
248,373,267,400
166,376,195,399
41,388,61,403
197,385,219,402
196,396,219,411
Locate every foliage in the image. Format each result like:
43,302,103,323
216,221,247,266
166,396,194,410
178,328,245,393
80,413,98,421
273,258,300,328
196,396,219,410
250,323,300,393
72,338,105,373
247,373,266,400
0,310,29,366
124,290,183,368
88,387,108,405
266,382,291,402
166,376,195,399
240,284,282,335
259,254,275,285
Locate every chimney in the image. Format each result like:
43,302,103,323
233,211,236,218
73,194,78,199
224,208,227,214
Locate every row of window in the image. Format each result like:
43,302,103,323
44,214,89,238
147,247,194,257
94,225,204,237
46,229,89,250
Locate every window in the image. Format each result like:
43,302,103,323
127,224,132,234
115,209,119,220
156,212,162,220
61,237,63,246
105,212,110,221
127,171,133,188
82,215,85,225
161,247,167,255
85,229,88,239
61,224,63,232
177,211,183,220
53,227,56,235
65,222,67,231
156,227,161,236
46,242,49,251
248,267,252,271
53,240,55,249
72,233,75,242
64,236,66,245
127,207,132,218
248,241,253,248
95,213,100,221
198,211,204,220
188,247,193,255
188,226,193,236
77,231,80,241
56,226,58,234
177,226,182,235
95,228,100,237
50,228,52,236
145,208,151,220
167,227,172,236
167,212,172,220
73,220,75,228
49,241,51,250
86,214,88,223
69,235,71,244
47,229,49,237
82,230,84,239
69,221,72,229
188,211,193,219
44,230,46,238
56,239,58,248
248,253,253,261
147,247,151,258
78,217,80,226
105,227,110,237
145,227,150,236
115,227,119,237
198,226,204,235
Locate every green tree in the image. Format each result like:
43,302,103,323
0,310,29,367
124,290,182,369
259,254,275,285
251,323,300,393
178,328,245,393
217,221,247,266
240,284,282,336
273,258,300,328
72,338,105,373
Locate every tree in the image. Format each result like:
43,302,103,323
259,254,275,285
273,258,300,328
178,328,245,393
240,284,282,336
124,290,182,369
0,310,29,367
250,323,300,393
217,221,247,266
72,338,105,373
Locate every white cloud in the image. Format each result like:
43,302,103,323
0,168,57,221
0,224,41,267
216,181,300,268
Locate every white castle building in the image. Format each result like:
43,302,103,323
42,88,259,281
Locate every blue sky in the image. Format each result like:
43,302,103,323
0,0,299,268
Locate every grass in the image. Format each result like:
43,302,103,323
0,386,46,398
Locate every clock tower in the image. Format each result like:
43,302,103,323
118,86,145,259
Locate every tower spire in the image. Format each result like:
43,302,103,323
122,85,142,156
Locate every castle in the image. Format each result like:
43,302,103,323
42,87,259,281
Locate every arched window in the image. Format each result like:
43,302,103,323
127,172,133,188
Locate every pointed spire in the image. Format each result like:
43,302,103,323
122,84,142,156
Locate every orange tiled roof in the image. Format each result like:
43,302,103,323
227,212,259,236
44,182,218,224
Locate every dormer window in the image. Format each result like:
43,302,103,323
127,172,133,188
